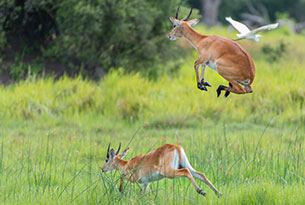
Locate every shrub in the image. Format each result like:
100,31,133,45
261,40,288,62
0,0,186,79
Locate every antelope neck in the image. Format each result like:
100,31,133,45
116,158,128,174
182,25,206,50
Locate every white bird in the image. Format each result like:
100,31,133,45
226,17,279,42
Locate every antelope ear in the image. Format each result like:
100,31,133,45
169,17,181,26
119,147,129,159
188,19,199,27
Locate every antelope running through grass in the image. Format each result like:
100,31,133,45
101,143,222,197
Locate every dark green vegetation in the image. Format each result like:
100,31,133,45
0,0,197,80
2,0,305,82
190,0,305,23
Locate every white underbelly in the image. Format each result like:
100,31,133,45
137,150,179,184
137,172,164,184
206,61,217,72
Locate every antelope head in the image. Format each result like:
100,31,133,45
168,7,199,40
101,143,129,173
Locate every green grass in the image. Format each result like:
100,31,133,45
0,25,304,204
0,116,304,204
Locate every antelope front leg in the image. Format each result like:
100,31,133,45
119,175,124,192
142,183,149,194
200,65,212,88
194,61,207,91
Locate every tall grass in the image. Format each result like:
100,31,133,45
0,56,304,126
0,118,304,204
0,25,304,204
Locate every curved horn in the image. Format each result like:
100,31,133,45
175,6,180,19
107,143,111,158
183,8,193,21
116,142,121,155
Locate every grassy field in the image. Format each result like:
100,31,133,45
0,25,304,204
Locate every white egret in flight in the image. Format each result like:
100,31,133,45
226,17,279,42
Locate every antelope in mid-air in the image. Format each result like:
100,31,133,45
168,7,255,97
101,143,222,197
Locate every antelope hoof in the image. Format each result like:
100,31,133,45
216,88,222,97
200,79,211,87
217,85,227,97
204,82,212,87
196,188,206,196
197,82,208,91
225,91,230,97
216,192,223,198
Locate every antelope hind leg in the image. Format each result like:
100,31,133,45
161,168,206,196
216,85,228,97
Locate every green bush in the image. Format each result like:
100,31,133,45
0,30,5,50
261,40,288,62
0,0,187,79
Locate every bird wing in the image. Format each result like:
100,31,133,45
250,23,279,34
225,17,251,34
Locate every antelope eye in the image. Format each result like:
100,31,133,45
105,159,109,163
173,25,176,28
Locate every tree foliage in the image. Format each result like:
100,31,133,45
189,0,305,25
0,0,184,79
